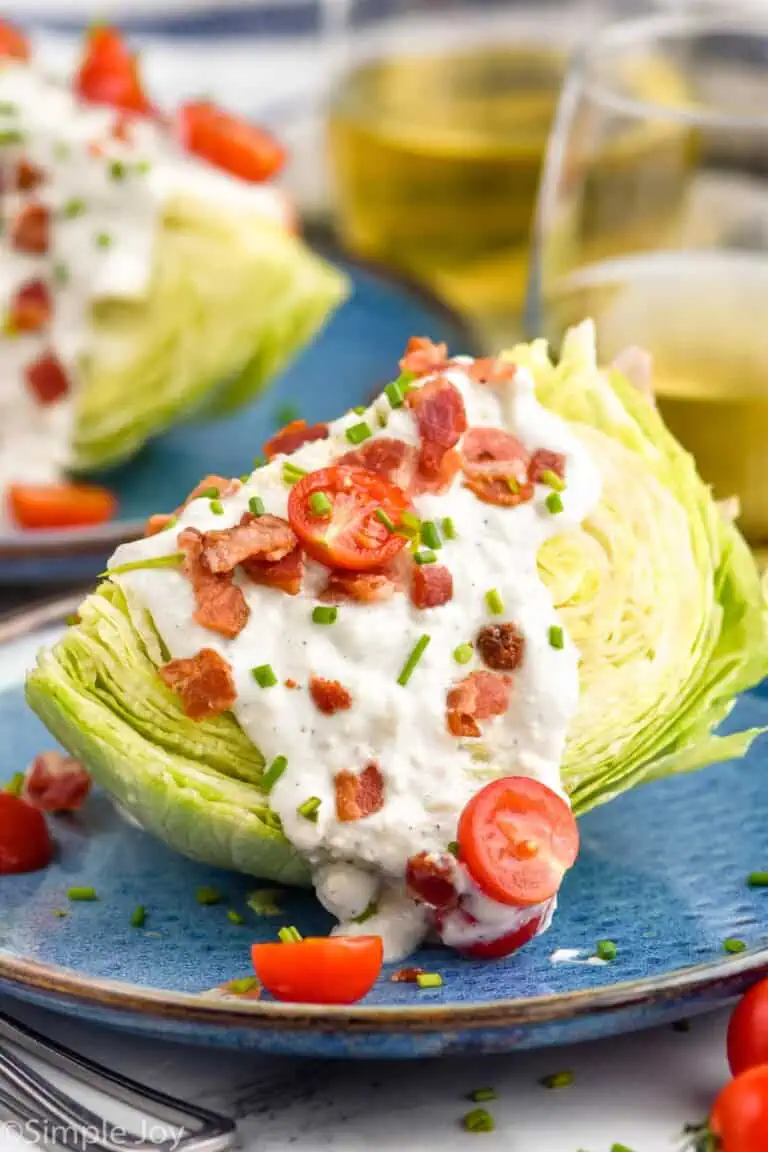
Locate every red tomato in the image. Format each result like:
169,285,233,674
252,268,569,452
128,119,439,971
456,911,546,960
0,20,29,61
75,26,152,115
457,778,579,907
406,852,458,910
23,753,92,814
251,937,383,1004
8,484,117,530
710,1065,768,1152
0,794,53,874
728,981,768,1076
288,466,413,572
178,102,285,183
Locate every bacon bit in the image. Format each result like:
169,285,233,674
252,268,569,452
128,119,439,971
284,678,299,690
529,449,566,484
201,513,296,575
341,437,418,491
22,752,91,813
406,852,459,910
16,159,44,192
310,675,353,716
411,448,461,496
476,623,525,672
466,357,517,387
335,762,385,822
391,967,427,984
10,279,52,332
181,474,240,511
25,353,70,406
446,670,512,738
461,426,533,507
159,648,237,720
407,377,467,478
11,203,49,254
263,419,329,461
242,544,304,596
399,336,449,377
322,569,399,604
178,528,250,638
144,513,175,537
411,564,453,610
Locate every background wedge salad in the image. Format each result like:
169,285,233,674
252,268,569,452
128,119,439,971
27,322,768,965
0,22,347,528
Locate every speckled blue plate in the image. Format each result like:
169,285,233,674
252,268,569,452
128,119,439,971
0,253,475,585
1,600,768,1057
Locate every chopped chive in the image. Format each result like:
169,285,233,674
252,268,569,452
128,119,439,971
226,976,261,995
64,198,86,219
130,905,147,928
252,454,265,469
506,476,520,495
416,972,443,989
724,938,747,954
4,772,24,796
309,491,332,516
53,909,69,918
227,910,245,926
247,888,284,917
298,796,321,822
447,841,460,857
197,485,221,499
240,474,250,484
353,405,367,415
346,421,372,446
539,1070,574,1090
67,887,98,902
251,664,278,689
548,625,565,650
385,380,405,408
209,498,224,515
249,496,265,517
0,129,23,145
54,142,70,160
0,101,16,114
397,634,431,686
540,468,566,492
95,231,112,249
376,408,389,429
103,557,183,579
282,462,307,485
375,508,396,532
414,550,437,565
420,521,442,550
53,261,69,286
196,886,223,906
454,643,474,665
469,1088,496,1103
442,516,457,540
278,925,303,943
545,491,564,515
485,588,504,615
610,1145,636,1152
135,159,152,175
397,511,422,539
596,939,617,961
747,872,768,887
275,403,300,427
463,1108,494,1133
261,755,288,792
108,159,127,181
312,606,337,625
352,901,379,924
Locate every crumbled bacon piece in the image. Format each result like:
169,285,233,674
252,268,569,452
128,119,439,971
410,564,453,609
461,426,533,507
201,513,296,574
529,448,566,484
410,448,461,496
335,762,385,822
16,159,44,192
399,336,449,377
159,648,237,720
178,528,249,638
322,569,399,604
340,437,418,491
310,675,353,715
284,678,299,690
263,419,329,461
407,377,467,478
391,967,427,984
242,544,304,596
466,357,517,387
446,670,512,738
11,203,49,254
25,352,70,406
406,852,459,910
10,279,51,332
476,623,525,672
180,475,240,510
112,115,133,143
22,751,91,813
144,513,175,537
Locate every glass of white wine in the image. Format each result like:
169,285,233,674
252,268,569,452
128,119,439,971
529,11,768,545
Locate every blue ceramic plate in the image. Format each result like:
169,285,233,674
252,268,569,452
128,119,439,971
0,255,475,585
1,598,767,1058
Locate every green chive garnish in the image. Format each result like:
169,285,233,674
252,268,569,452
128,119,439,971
398,634,431,686
312,606,337,625
197,485,221,499
447,841,460,857
95,231,112,249
261,755,287,792
53,261,69,286
454,643,473,665
596,939,617,961
397,511,422,539
135,159,152,175
420,521,442,550
540,468,566,492
196,886,223,906
4,772,24,796
67,887,98,902
252,664,277,688
253,454,265,469
64,198,86,219
249,496,265,517
278,925,303,943
507,476,520,495
747,872,768,887
352,901,379,924
0,129,23,145
209,498,224,515
109,159,127,181
0,101,16,114
227,910,245,926
240,474,250,484
53,909,69,918
130,905,147,928
54,142,70,160
65,614,80,626
275,403,300,427
539,1070,574,1090
309,491,332,516
414,550,437,566
485,588,504,615
442,516,457,540
417,972,443,989
298,796,321,822
610,1145,636,1152
353,405,367,415
724,938,747,954
469,1089,496,1103
545,492,564,514
463,1109,494,1133
548,625,565,649
225,977,260,995
346,421,372,446
103,553,185,578
247,889,283,917
282,462,307,485
385,380,405,408
375,508,396,532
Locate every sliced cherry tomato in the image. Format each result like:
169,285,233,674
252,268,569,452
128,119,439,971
728,981,768,1076
0,793,53,874
251,936,383,1004
75,26,152,115
457,777,579,908
708,1065,768,1152
454,911,545,960
0,20,29,61
8,483,117,530
288,465,413,572
178,101,285,183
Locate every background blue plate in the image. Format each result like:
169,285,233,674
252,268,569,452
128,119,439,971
0,599,767,1058
0,255,475,585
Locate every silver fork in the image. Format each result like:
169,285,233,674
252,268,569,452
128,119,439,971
0,1011,238,1151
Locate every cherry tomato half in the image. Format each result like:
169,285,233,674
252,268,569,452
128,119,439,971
7,483,117,530
177,101,285,183
710,1065,768,1152
75,26,152,115
456,911,546,960
728,980,768,1076
251,936,383,1004
0,20,29,61
457,777,579,908
0,794,53,875
288,466,413,572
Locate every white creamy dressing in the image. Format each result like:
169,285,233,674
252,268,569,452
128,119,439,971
0,61,289,522
111,361,601,961
550,948,608,967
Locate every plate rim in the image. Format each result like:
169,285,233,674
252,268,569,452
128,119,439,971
3,592,768,1033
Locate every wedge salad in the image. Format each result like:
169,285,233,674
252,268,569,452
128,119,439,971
0,22,346,529
27,323,768,972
